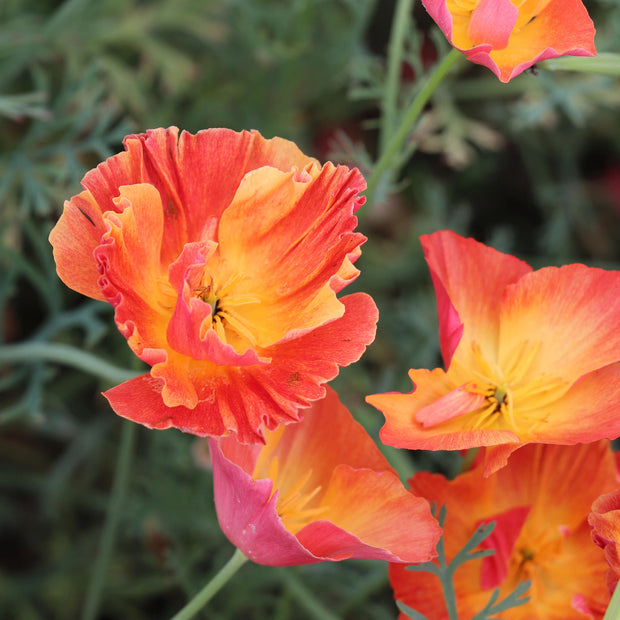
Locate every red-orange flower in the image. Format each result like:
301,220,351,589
49,127,378,442
367,230,620,475
391,442,617,619
209,386,441,566
422,0,596,82
589,486,620,594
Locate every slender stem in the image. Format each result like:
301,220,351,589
82,420,137,620
171,548,249,620
380,0,415,153
279,568,342,620
539,53,620,77
0,342,141,384
365,47,463,206
604,583,620,620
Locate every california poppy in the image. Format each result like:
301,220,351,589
50,127,378,442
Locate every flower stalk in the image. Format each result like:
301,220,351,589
366,47,462,206
170,548,248,620
82,420,137,620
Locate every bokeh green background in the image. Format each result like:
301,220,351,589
2,0,620,618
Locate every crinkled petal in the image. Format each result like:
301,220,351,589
217,163,366,347
105,293,378,442
94,184,170,356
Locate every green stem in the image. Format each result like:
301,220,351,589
380,0,415,154
366,47,463,206
0,342,141,384
604,583,620,620
538,53,620,76
82,420,137,620
279,568,342,620
171,548,249,620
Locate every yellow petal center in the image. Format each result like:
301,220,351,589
194,267,261,353
253,427,330,535
450,341,568,436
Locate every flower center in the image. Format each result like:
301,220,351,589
193,269,260,351
451,341,567,436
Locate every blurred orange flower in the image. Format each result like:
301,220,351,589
589,485,620,594
391,442,617,619
367,230,620,475
210,386,441,566
50,127,378,442
422,0,596,82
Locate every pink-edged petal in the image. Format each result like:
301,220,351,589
420,0,456,45
368,368,518,451
209,438,322,566
488,0,596,82
298,465,440,563
467,0,518,50
499,265,620,386
420,230,531,368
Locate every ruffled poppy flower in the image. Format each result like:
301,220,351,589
422,0,596,82
49,127,378,443
391,442,617,619
589,486,620,594
367,230,620,475
209,386,441,566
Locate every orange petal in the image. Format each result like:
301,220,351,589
106,293,378,443
298,466,440,563
367,367,518,451
499,265,620,385
489,0,596,82
420,230,531,368
94,184,170,356
395,442,616,619
49,190,108,301
217,163,366,347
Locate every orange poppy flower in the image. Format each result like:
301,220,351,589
391,442,617,619
367,230,620,475
209,386,441,566
49,127,378,442
589,485,620,594
422,0,596,82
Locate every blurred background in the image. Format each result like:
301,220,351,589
1,0,620,618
